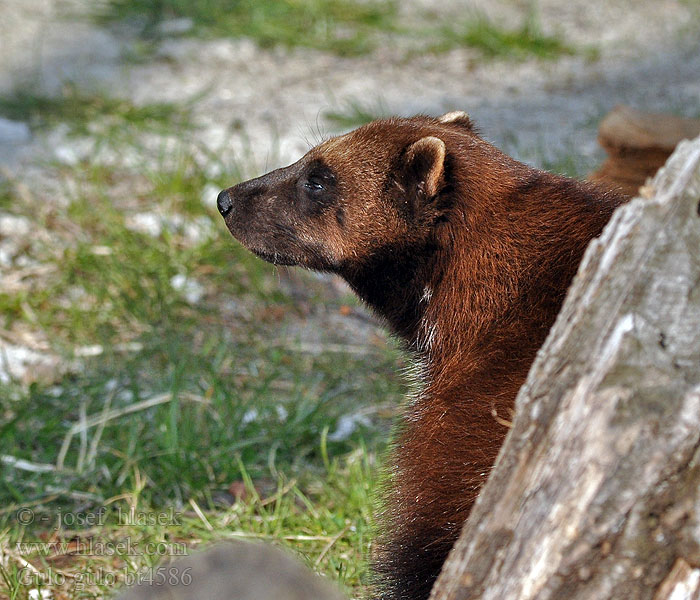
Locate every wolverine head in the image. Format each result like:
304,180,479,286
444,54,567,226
217,112,475,273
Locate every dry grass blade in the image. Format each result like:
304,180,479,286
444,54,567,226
1,455,58,473
56,391,210,470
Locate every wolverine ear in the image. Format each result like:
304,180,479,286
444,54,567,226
404,136,446,200
438,110,473,130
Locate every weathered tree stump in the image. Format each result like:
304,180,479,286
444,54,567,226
589,105,700,196
431,135,700,600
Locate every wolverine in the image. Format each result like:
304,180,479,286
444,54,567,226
217,113,625,600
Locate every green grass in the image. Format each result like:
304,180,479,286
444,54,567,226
0,134,403,598
0,317,399,597
99,0,399,56
431,14,576,60
0,181,12,211
97,0,588,61
324,99,389,130
540,153,595,179
0,86,194,136
0,150,268,349
0,445,380,597
0,327,399,504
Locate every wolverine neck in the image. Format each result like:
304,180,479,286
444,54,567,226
338,226,536,367
342,175,621,388
339,241,441,345
414,177,622,389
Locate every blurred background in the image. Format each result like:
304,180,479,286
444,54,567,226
0,1,698,598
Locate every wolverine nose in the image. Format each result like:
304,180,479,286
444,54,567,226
217,189,233,217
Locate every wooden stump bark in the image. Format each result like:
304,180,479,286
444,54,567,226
431,136,700,600
589,105,700,196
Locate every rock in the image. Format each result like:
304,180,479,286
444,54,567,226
125,213,164,237
126,212,214,244
170,273,204,304
114,542,345,600
201,183,221,211
0,214,32,238
328,412,372,441
0,117,31,144
155,18,194,36
0,214,32,265
0,340,60,385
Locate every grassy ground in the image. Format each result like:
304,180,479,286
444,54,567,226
98,0,400,56
96,0,580,60
428,13,578,60
0,87,195,137
0,90,405,599
0,2,602,597
323,99,389,131
0,79,597,598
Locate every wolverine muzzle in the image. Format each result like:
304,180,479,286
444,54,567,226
217,189,233,217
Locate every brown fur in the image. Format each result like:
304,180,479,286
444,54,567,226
218,114,626,600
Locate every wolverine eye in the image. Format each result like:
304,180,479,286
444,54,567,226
300,161,335,198
304,180,325,192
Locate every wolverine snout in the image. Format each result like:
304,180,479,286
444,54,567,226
218,177,274,219
217,189,233,217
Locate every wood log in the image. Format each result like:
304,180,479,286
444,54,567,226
589,105,700,196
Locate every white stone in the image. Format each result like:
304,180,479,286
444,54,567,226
170,273,204,304
0,214,32,237
0,117,30,144
328,413,372,442
53,144,80,166
242,408,258,424
155,18,194,36
0,341,54,384
201,183,221,210
125,213,163,237
0,247,12,266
